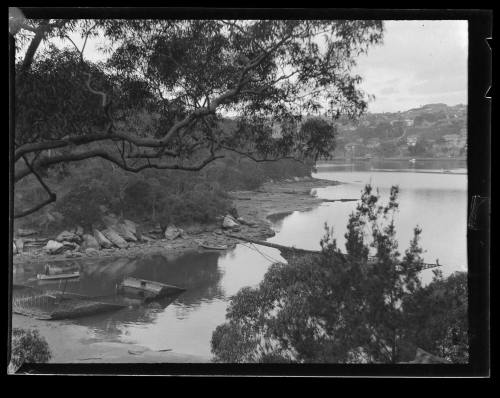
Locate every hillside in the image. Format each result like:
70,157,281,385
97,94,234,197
333,103,467,158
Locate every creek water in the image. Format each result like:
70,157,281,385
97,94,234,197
14,159,467,361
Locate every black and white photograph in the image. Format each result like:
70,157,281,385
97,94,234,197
8,8,491,376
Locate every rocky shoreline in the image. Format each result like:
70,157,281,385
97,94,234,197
13,177,340,267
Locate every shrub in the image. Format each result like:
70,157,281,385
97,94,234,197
159,185,231,226
10,328,51,371
54,183,113,229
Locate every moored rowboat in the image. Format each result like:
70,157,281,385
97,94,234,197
36,271,80,280
199,242,228,250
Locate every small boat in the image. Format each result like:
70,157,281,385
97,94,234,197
36,271,80,280
117,277,186,301
199,242,228,250
409,158,416,164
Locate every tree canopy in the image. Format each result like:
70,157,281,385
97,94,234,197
211,185,468,363
12,18,383,217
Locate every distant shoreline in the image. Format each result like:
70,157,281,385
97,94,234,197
318,156,467,162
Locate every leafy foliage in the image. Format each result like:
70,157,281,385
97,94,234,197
211,185,468,363
10,328,51,370
14,19,383,217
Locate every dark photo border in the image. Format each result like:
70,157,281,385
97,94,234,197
6,7,492,377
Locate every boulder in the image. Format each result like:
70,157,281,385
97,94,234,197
65,252,83,258
102,214,119,228
141,234,155,242
62,240,79,249
149,223,163,234
85,248,99,255
102,228,128,249
93,229,113,249
164,225,184,240
74,226,84,236
237,217,256,227
114,223,137,242
81,234,100,251
228,206,239,219
15,238,24,253
44,240,64,254
222,215,239,229
55,230,80,243
123,219,137,235
17,228,37,237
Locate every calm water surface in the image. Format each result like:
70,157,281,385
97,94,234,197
15,159,467,360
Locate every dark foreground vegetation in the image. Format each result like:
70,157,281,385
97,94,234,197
14,152,314,234
9,327,51,371
211,185,468,363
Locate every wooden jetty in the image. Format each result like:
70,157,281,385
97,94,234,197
225,234,444,271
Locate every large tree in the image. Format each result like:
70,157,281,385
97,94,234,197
211,185,468,363
12,16,383,217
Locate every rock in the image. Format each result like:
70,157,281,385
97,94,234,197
17,228,37,237
44,240,64,254
232,226,241,232
102,214,120,228
123,219,137,235
15,238,24,253
164,225,183,240
222,215,239,229
141,235,155,242
56,230,80,243
65,252,83,258
237,217,256,227
149,223,163,234
93,229,113,249
228,207,239,219
74,226,84,236
114,223,137,242
85,248,99,255
62,241,79,250
102,228,128,249
214,229,223,235
81,234,100,250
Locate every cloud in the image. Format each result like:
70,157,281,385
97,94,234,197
354,20,468,113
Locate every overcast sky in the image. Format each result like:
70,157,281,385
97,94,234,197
29,19,468,115
354,20,468,113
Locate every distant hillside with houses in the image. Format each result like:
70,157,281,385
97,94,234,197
332,103,467,159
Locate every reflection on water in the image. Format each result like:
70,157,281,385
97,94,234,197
14,159,467,360
309,159,467,284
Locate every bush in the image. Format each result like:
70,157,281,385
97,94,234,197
54,183,114,229
158,185,231,226
10,328,51,371
211,185,468,363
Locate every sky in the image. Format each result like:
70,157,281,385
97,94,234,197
19,19,468,114
354,20,468,113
